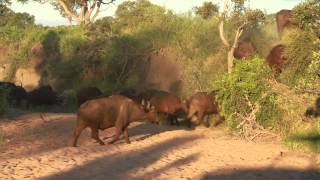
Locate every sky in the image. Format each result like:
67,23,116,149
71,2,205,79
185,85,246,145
9,0,302,26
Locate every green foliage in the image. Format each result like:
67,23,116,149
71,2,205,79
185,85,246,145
295,51,320,93
280,29,318,86
194,1,219,19
215,57,280,130
115,0,166,31
293,0,320,38
286,128,320,153
0,5,34,27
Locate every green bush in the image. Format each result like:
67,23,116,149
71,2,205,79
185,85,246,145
295,51,320,93
280,28,318,86
215,57,280,131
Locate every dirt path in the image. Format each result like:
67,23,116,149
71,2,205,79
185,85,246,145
0,113,319,180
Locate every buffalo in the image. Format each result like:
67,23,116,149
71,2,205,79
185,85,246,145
305,97,320,118
73,95,159,147
0,81,27,106
266,44,288,74
186,92,224,127
149,93,188,126
118,88,140,102
234,41,256,59
276,9,295,39
76,87,103,107
137,89,170,108
27,85,59,107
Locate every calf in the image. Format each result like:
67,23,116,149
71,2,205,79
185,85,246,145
73,95,159,147
186,92,224,127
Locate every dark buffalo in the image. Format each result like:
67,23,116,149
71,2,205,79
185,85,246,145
149,93,188,126
234,41,256,59
305,97,320,118
186,92,224,127
73,95,159,147
10,85,28,106
76,87,103,107
276,9,295,38
137,89,170,108
266,44,288,74
118,89,139,102
0,82,27,106
27,85,58,106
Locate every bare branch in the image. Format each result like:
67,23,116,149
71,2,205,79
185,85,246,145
219,21,230,48
86,0,98,21
232,22,246,49
99,0,116,5
58,0,79,21
91,2,101,22
218,0,230,48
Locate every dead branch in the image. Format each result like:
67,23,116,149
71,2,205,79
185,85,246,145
234,95,276,141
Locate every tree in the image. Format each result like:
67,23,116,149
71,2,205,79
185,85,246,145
293,0,320,39
194,1,219,19
0,5,35,26
218,0,265,73
29,0,116,24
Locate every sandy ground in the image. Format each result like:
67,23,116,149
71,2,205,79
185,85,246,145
0,112,319,180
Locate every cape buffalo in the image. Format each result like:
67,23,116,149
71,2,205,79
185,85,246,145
276,9,295,39
73,95,159,147
305,97,320,118
137,89,170,108
149,93,188,126
118,88,140,102
266,44,288,74
76,87,103,107
0,82,27,106
186,92,224,127
27,85,59,107
234,41,256,59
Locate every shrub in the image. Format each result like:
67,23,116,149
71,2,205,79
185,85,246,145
215,57,280,131
280,28,318,86
295,51,320,94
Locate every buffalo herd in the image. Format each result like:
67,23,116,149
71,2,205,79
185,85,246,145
72,87,224,146
0,82,60,108
0,10,307,146
233,9,296,74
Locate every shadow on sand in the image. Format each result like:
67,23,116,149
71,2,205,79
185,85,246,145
0,113,193,161
201,168,320,180
42,135,200,180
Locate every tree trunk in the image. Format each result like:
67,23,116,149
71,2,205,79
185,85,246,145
227,48,235,74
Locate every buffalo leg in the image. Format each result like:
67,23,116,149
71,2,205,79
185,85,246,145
72,122,87,147
109,118,124,144
123,128,131,144
213,115,225,127
91,127,105,145
187,118,192,128
109,104,127,144
197,111,205,125
108,127,121,144
168,114,175,125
